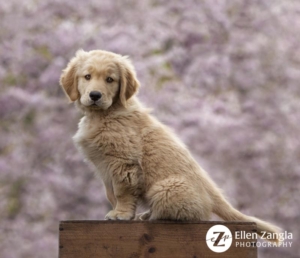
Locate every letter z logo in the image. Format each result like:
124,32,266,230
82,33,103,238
206,225,233,253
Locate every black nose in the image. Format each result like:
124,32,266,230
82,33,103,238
89,91,102,101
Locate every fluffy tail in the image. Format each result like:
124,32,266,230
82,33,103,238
212,193,281,243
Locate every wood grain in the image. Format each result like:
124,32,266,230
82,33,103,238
59,221,257,258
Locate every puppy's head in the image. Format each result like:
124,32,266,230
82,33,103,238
59,49,140,110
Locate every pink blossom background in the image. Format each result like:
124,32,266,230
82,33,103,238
0,1,299,257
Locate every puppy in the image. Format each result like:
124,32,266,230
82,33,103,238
60,49,280,242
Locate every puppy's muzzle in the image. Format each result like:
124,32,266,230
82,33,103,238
89,91,102,101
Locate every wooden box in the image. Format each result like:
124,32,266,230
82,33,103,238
59,221,257,258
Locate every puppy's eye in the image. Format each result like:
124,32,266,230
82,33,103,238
106,77,114,83
84,74,91,80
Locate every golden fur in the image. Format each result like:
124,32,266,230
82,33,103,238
60,49,281,242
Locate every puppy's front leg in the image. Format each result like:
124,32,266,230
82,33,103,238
104,180,117,209
105,164,140,220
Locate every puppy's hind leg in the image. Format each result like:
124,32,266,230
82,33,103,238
135,210,152,221
147,178,212,221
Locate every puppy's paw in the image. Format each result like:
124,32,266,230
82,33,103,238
105,210,134,220
135,210,151,221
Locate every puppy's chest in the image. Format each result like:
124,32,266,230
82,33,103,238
73,117,140,163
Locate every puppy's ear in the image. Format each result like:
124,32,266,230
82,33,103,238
60,50,85,102
118,57,140,107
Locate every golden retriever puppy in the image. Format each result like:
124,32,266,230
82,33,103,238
60,49,280,242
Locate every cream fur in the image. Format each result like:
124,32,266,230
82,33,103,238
60,49,281,242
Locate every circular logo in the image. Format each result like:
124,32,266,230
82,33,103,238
206,225,233,253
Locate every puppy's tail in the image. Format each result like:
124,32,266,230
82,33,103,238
212,192,281,243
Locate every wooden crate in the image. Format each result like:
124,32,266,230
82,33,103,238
59,221,257,258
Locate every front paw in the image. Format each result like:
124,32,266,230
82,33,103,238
105,210,134,220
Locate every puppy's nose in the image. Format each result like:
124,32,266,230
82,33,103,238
89,91,102,101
